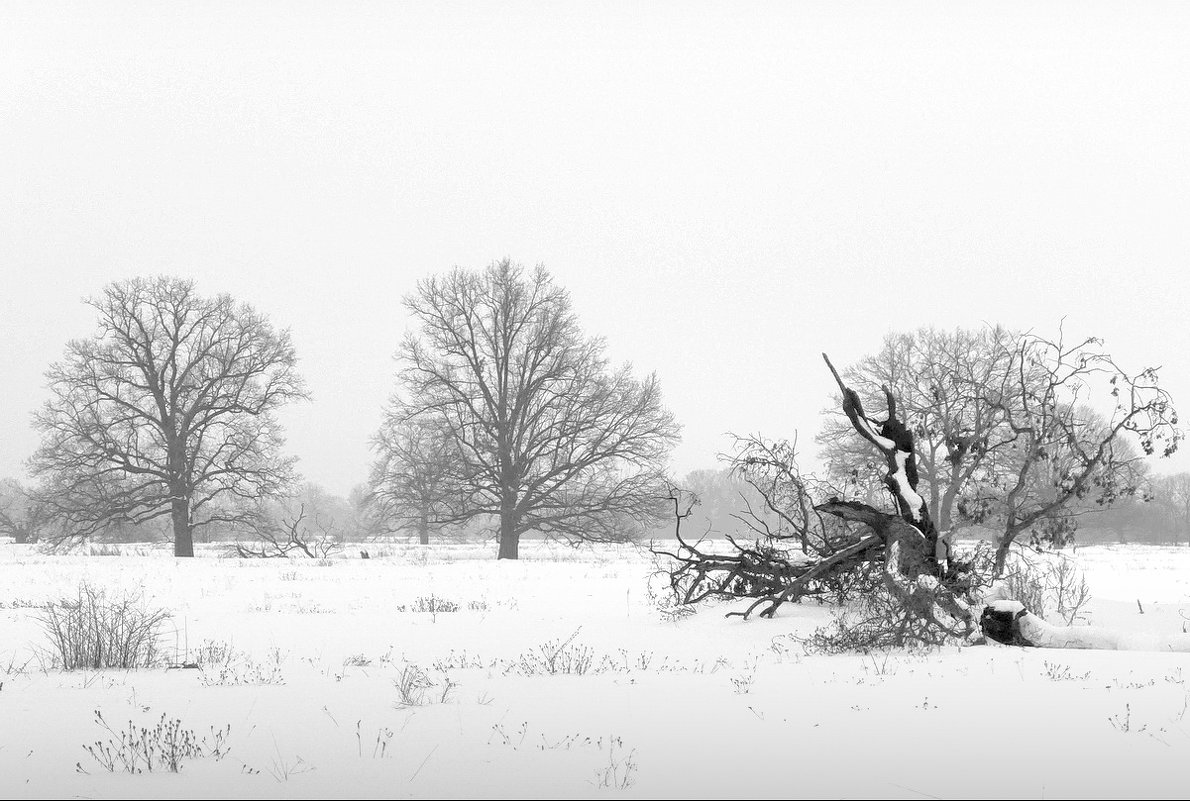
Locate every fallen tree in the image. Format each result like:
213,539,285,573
655,348,1184,651
233,505,340,559
656,354,984,638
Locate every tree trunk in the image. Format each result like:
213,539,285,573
418,514,430,546
172,494,194,557
939,479,959,533
992,536,1014,578
928,478,941,532
496,467,520,558
498,513,519,559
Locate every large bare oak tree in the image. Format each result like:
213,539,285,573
30,276,307,556
385,260,679,559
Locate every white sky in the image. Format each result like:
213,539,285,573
3,1,1190,497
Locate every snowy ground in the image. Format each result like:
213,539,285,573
2,541,1190,799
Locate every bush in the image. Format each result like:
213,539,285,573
37,582,170,670
1001,549,1091,625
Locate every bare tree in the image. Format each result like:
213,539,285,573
345,482,389,542
818,326,1019,532
1149,472,1190,545
30,276,307,556
389,259,679,559
978,328,1181,573
0,478,48,544
369,416,459,544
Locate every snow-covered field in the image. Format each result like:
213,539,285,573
2,541,1190,799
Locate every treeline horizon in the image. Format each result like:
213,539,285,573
2,263,1189,555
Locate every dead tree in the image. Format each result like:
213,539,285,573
815,354,977,637
234,505,341,559
657,351,1190,651
655,354,983,636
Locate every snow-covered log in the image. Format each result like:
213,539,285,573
980,599,1190,651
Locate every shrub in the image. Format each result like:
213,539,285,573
1001,549,1091,625
37,582,170,670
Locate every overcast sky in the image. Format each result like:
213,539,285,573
3,1,1190,497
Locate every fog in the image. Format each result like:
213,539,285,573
4,1,1190,495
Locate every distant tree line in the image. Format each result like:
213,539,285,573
3,269,1187,563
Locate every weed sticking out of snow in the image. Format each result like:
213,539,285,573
393,662,456,707
729,656,759,694
509,628,598,676
410,594,460,621
355,720,394,758
77,709,231,774
1108,703,1143,733
590,739,638,791
198,646,286,686
1042,660,1092,682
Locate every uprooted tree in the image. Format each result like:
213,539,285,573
657,334,1181,649
657,354,982,644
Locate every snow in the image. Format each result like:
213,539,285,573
3,541,1190,798
854,415,898,453
891,451,925,521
